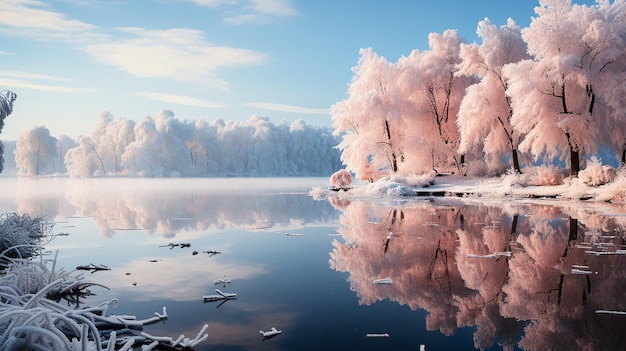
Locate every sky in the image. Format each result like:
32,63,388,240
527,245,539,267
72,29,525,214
0,0,597,141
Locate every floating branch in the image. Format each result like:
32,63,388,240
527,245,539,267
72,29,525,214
203,289,237,302
76,263,110,273
585,250,626,256
203,250,221,256
366,333,389,338
159,242,191,249
213,277,232,286
595,310,626,315
259,327,282,339
373,277,393,285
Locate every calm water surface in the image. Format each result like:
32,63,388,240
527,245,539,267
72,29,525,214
1,177,625,351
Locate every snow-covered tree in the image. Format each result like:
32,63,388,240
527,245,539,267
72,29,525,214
187,118,219,175
64,135,101,177
15,126,58,176
53,135,76,174
0,90,17,173
1,140,16,176
119,110,195,177
58,109,340,177
592,0,626,165
504,0,625,176
332,48,407,181
398,30,475,174
457,18,529,174
64,111,136,176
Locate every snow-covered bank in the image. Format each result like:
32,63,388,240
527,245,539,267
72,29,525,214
314,169,626,205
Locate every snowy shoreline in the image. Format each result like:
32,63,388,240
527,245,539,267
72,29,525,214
316,172,626,207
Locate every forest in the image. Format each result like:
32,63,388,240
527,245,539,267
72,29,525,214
331,0,625,182
0,0,625,180
2,111,342,177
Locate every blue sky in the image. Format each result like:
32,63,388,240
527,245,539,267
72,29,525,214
0,0,595,140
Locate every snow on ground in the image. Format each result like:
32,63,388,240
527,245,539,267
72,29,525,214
312,170,626,207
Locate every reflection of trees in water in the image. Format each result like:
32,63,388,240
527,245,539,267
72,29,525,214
330,199,626,350
12,180,339,238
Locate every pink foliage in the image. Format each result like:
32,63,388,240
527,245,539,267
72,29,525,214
329,169,353,188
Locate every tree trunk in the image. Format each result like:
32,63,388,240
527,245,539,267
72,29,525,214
512,148,521,174
565,132,580,177
570,147,580,177
384,120,398,173
510,214,518,236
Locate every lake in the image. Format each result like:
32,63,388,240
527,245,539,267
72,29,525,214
1,177,625,351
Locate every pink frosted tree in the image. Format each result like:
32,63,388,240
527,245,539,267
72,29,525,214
504,0,625,176
398,30,475,174
331,48,408,181
592,0,626,165
457,18,529,174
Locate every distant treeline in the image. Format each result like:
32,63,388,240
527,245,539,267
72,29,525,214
3,110,342,177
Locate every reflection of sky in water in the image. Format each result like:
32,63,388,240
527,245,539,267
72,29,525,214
2,178,626,350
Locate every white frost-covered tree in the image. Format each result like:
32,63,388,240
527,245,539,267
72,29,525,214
55,110,341,177
65,111,136,177
457,18,529,174
121,110,204,177
15,126,58,176
0,90,17,173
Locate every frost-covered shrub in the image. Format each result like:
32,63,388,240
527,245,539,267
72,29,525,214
0,213,55,259
366,179,416,196
330,169,352,188
0,249,208,351
0,212,209,350
500,167,532,187
579,157,617,187
599,168,626,203
309,186,327,200
528,165,565,186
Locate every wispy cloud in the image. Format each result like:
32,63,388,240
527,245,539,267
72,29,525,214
0,70,71,81
247,102,330,115
1,1,277,91
0,77,96,93
85,27,267,89
190,0,238,7
246,0,299,17
0,70,95,92
190,0,299,24
137,92,225,108
0,0,98,42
